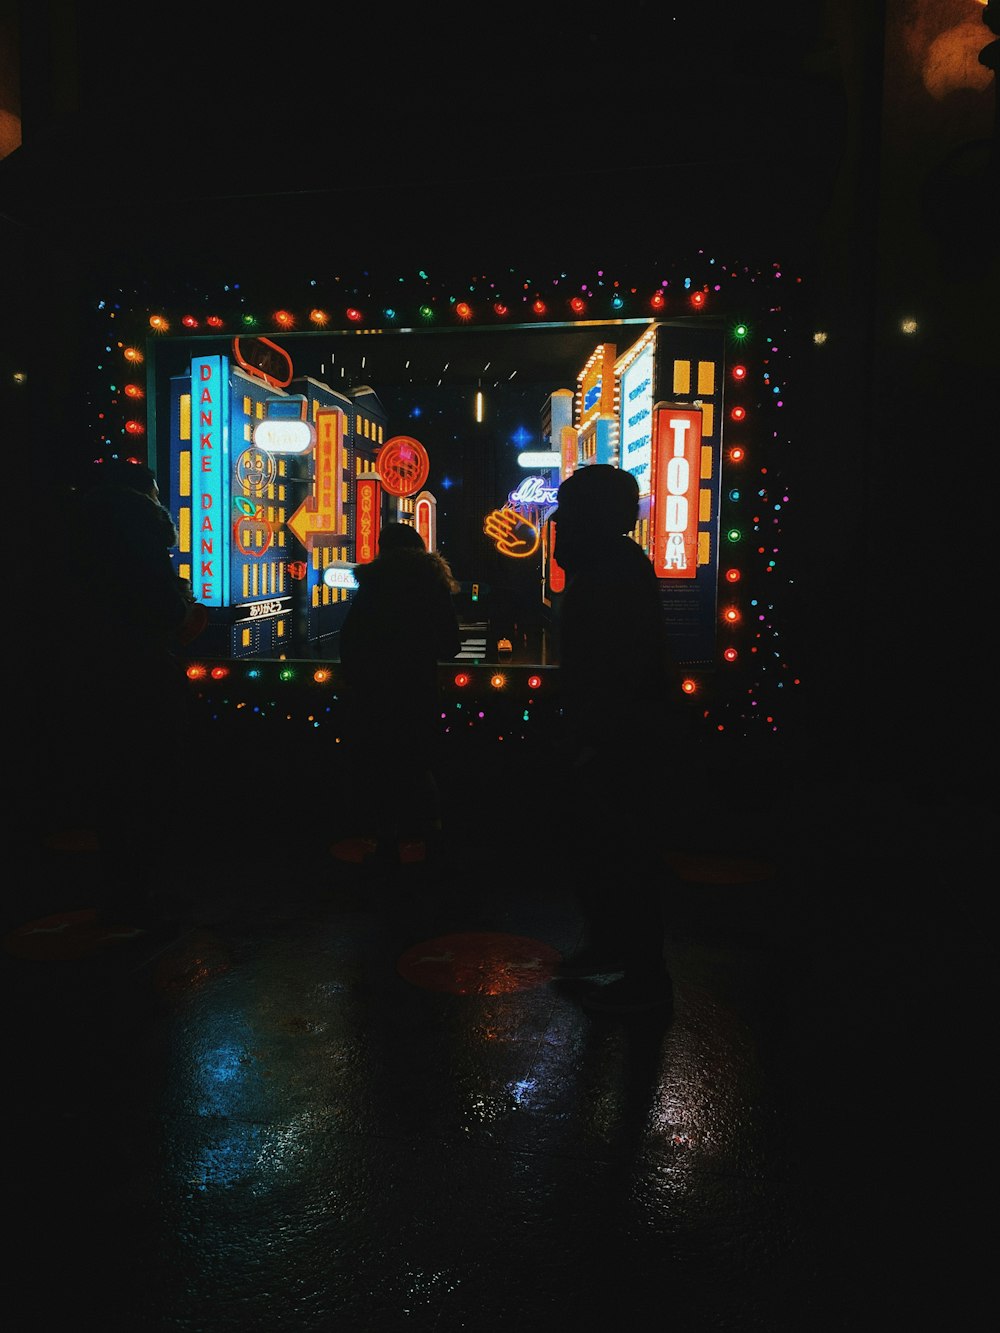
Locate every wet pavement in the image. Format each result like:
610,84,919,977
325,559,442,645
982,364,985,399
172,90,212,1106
4,737,994,1332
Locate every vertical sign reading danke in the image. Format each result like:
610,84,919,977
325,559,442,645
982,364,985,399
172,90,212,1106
651,403,701,580
191,355,231,607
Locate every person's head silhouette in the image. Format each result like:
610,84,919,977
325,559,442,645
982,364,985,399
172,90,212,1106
553,464,639,575
377,522,426,556
79,456,157,494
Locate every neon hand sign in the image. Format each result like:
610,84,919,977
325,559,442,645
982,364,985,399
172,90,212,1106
484,507,540,558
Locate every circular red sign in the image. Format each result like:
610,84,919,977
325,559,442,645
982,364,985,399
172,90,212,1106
377,435,430,497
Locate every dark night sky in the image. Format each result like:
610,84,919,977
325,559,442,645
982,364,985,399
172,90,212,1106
4,1,843,274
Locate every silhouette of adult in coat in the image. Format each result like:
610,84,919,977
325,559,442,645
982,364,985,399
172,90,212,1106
551,464,684,1014
338,522,462,863
65,457,201,923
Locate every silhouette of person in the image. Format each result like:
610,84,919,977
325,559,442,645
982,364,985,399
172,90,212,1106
550,464,686,1014
338,522,462,873
63,456,202,925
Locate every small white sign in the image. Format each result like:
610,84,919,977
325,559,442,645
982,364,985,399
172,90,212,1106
517,451,561,468
323,564,359,591
252,419,316,455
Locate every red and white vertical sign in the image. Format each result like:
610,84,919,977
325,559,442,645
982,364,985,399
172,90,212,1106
415,491,434,551
651,404,701,580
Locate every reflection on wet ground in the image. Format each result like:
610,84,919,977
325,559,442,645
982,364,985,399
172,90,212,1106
4,745,992,1331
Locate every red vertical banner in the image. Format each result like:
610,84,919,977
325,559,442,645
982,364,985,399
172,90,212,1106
651,404,701,580
548,519,566,595
355,475,381,564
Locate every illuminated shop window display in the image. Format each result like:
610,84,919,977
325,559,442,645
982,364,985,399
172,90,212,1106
91,261,801,743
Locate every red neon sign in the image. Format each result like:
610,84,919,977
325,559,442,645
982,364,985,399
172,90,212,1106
377,436,430,497
650,404,701,580
356,476,380,564
548,519,566,594
232,336,294,389
415,494,433,549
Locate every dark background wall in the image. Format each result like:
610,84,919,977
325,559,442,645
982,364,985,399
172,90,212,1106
3,1,997,784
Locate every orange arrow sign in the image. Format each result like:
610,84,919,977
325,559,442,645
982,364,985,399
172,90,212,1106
287,407,344,548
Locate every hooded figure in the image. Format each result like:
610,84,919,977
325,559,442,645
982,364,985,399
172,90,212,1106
553,464,678,754
61,457,197,923
548,464,682,1015
339,523,462,851
71,458,193,664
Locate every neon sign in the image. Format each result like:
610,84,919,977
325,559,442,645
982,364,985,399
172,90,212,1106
235,446,276,493
287,406,344,548
251,418,315,455
232,336,294,389
356,474,380,563
415,492,434,550
322,564,359,590
377,435,430,497
484,507,540,558
650,404,701,580
560,424,577,480
190,355,231,607
233,508,273,556
620,343,654,497
508,477,558,508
